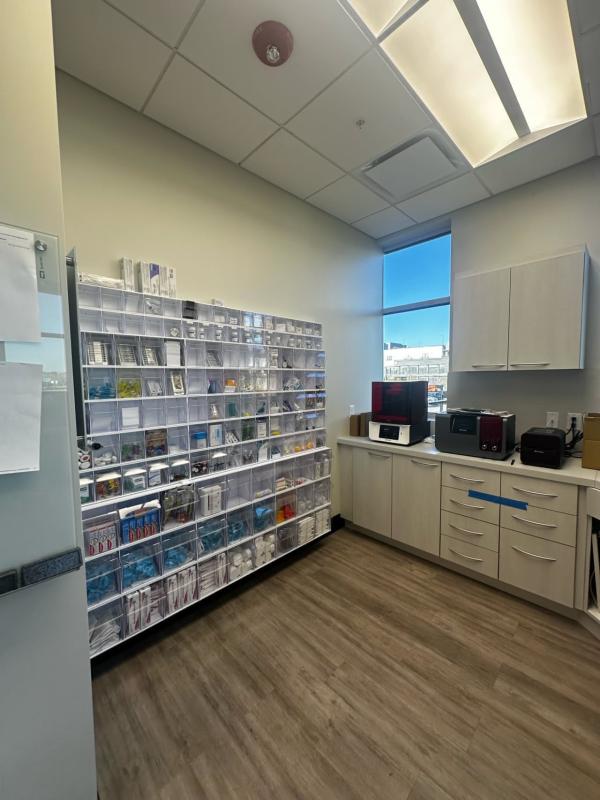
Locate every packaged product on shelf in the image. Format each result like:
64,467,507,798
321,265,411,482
80,477,94,505
165,573,179,614
161,485,196,529
120,257,135,291
253,532,276,567
117,376,142,399
79,273,124,290
163,528,196,571
95,471,122,500
197,517,226,555
228,545,253,581
198,482,223,517
178,565,197,606
83,513,119,557
119,501,160,544
125,591,142,636
198,553,227,596
123,466,147,493
145,428,168,458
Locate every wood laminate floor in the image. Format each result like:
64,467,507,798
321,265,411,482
93,529,600,800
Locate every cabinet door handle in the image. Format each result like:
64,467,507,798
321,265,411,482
509,362,550,367
450,498,485,510
449,473,484,483
472,363,504,368
368,452,390,460
511,545,557,562
410,459,438,468
448,547,484,562
511,514,557,529
512,486,558,498
448,523,484,537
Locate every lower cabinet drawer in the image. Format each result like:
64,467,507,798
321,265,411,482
500,505,576,547
441,535,498,579
441,486,499,525
441,511,499,552
499,528,575,607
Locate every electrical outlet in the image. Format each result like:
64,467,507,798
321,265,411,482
567,412,583,432
546,411,559,429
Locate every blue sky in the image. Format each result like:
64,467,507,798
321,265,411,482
383,234,451,347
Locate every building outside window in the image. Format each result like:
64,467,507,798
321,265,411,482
383,233,451,412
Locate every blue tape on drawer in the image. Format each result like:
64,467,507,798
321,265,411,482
468,489,527,510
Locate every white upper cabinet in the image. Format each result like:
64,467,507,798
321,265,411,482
508,251,588,371
451,250,588,372
451,269,510,372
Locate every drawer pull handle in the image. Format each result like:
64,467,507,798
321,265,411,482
450,498,485,510
511,514,557,529
449,473,484,483
509,362,550,367
472,364,504,368
512,486,558,498
448,523,484,537
448,547,484,563
410,459,438,468
368,453,390,460
511,545,557,562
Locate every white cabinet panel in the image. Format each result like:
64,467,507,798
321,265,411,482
392,456,441,554
508,251,587,370
451,268,509,372
352,448,392,536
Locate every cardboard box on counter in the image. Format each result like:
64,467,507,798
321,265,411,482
582,413,600,469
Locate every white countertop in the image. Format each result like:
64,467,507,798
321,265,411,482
337,435,600,488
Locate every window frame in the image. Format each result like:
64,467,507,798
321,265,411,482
382,232,452,413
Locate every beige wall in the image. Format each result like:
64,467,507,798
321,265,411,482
0,5,96,800
448,158,600,434
56,71,383,514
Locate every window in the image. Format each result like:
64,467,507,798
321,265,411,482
383,233,451,413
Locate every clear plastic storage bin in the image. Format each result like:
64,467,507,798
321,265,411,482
277,523,297,554
227,507,252,544
83,511,119,557
162,527,197,572
197,553,227,597
86,555,120,607
88,599,123,656
228,544,253,581
197,516,227,557
121,540,162,591
161,484,195,529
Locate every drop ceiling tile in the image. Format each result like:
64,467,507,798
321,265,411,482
145,56,277,163
107,0,200,46
578,26,600,113
365,138,456,201
353,207,414,238
572,0,600,34
308,176,388,223
179,0,370,124
475,119,596,194
398,173,489,222
52,0,172,110
242,131,343,198
287,50,431,170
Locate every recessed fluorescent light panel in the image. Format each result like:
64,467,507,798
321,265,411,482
475,0,586,133
382,0,518,165
346,0,408,35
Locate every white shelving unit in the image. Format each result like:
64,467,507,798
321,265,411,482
77,281,331,658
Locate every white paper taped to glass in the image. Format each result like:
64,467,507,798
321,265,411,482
0,224,40,342
0,362,42,473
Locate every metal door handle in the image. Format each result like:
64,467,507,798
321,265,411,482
448,523,484,537
511,514,557,529
512,486,558,498
511,546,556,562
410,459,438,468
449,473,484,483
472,364,504,368
450,498,485,510
509,362,550,367
449,547,484,562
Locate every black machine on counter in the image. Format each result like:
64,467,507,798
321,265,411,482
520,427,566,469
435,408,516,460
369,381,429,446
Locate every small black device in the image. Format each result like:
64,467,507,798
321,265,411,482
435,408,516,460
369,381,429,446
520,427,566,469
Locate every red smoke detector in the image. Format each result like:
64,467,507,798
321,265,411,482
252,20,293,67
